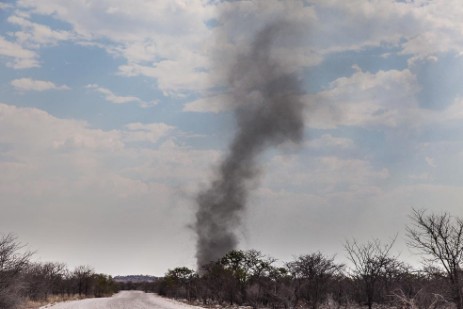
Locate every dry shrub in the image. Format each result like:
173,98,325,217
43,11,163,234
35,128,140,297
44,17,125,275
391,289,452,309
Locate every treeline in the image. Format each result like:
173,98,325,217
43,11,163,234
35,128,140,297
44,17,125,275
0,234,118,309
2,208,463,309
155,249,447,309
154,209,463,309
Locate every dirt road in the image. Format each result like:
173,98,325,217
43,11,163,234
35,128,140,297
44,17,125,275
40,291,201,309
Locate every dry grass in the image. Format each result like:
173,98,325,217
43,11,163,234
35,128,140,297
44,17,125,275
22,295,91,309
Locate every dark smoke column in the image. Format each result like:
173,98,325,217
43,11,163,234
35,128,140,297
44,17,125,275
195,21,305,269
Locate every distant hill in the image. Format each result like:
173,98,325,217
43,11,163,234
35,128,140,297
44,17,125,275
113,275,158,283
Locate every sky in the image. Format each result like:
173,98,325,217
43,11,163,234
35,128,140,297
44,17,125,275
1,0,463,276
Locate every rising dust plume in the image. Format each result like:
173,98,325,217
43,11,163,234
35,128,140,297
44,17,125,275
194,20,305,269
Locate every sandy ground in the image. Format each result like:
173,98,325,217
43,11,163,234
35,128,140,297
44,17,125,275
39,291,203,309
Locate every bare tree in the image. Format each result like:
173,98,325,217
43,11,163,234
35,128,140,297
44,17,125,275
345,237,398,309
25,262,66,300
407,209,463,309
196,261,231,305
73,265,95,297
0,234,32,309
244,250,276,308
287,252,344,309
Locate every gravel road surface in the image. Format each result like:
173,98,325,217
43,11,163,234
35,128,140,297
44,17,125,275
40,291,202,309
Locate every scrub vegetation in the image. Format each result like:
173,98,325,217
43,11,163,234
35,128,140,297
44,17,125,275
2,209,463,309
157,209,463,309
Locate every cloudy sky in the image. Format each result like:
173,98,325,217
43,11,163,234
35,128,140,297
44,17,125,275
1,0,463,276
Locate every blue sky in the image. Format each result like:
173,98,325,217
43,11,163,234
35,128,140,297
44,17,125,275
1,0,463,276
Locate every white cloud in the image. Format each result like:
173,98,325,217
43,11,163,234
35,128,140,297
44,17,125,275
0,36,39,69
16,0,214,41
302,1,463,60
16,0,215,94
262,153,389,200
9,0,463,96
7,14,72,48
308,134,354,149
0,102,222,273
399,1,463,62
0,101,217,195
86,84,154,107
3,0,463,274
440,97,463,121
0,103,121,154
123,122,175,143
117,60,211,96
306,67,422,129
1,11,72,69
9,1,316,95
11,78,70,91
183,94,234,113
306,1,419,53
317,156,389,186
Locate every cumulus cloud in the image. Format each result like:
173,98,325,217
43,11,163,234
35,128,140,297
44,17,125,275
0,103,121,154
260,152,389,200
399,1,463,62
16,0,214,94
117,61,211,96
123,122,175,143
440,97,463,121
86,84,155,108
1,11,72,69
0,101,222,272
11,78,70,91
0,36,39,69
0,101,215,193
8,0,463,96
306,67,421,129
7,14,72,48
183,94,234,113
4,0,463,274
